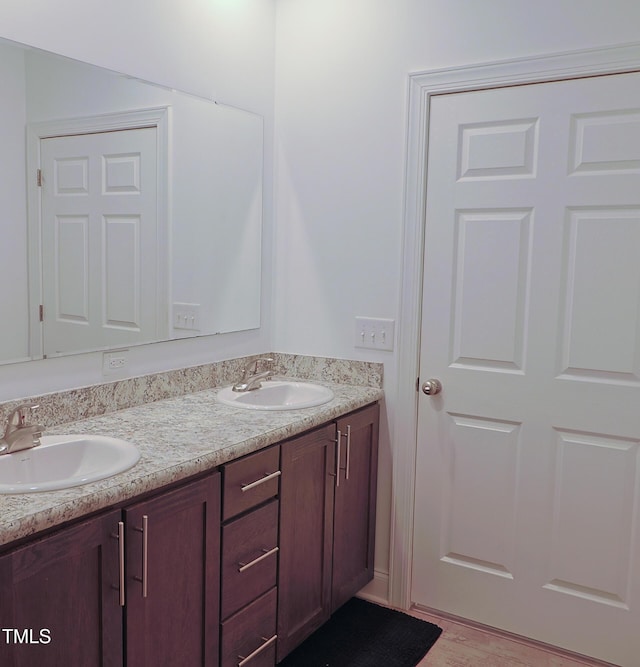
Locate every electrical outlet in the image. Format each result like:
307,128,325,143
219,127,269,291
173,302,201,331
354,317,395,351
103,350,129,376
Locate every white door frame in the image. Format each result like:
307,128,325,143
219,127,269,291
26,107,170,358
390,42,640,610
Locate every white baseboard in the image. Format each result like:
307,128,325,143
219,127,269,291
356,569,390,606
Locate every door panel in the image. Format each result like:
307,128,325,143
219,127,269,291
440,414,520,579
547,430,637,608
451,209,532,371
412,71,640,666
559,207,640,379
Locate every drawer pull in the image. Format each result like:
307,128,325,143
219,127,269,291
238,546,279,573
240,470,281,493
238,634,277,666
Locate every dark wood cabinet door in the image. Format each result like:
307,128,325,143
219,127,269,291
332,403,379,612
0,510,123,667
124,474,220,667
277,424,336,662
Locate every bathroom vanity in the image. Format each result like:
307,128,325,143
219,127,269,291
0,378,381,667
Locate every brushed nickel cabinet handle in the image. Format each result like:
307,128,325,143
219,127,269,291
345,425,352,481
335,430,342,487
238,546,279,573
133,514,149,598
240,470,281,492
141,514,148,597
118,521,125,607
238,634,277,666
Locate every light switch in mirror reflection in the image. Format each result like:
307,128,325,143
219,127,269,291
0,37,263,364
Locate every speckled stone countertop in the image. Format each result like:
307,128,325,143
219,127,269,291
1,378,382,549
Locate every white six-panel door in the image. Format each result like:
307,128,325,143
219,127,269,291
40,127,158,356
412,71,640,666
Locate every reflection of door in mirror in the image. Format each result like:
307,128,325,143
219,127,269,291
40,127,163,356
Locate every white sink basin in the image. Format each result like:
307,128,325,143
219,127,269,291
217,380,334,411
0,434,140,494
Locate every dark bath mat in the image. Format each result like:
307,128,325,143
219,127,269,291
278,597,442,667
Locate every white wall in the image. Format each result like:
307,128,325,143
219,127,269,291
0,0,275,401
0,0,274,109
273,0,640,590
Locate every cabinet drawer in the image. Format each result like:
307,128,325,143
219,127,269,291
221,587,277,667
223,446,280,520
221,499,279,620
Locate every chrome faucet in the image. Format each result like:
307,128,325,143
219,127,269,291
0,403,44,455
232,357,274,392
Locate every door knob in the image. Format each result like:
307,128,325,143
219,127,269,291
422,379,442,396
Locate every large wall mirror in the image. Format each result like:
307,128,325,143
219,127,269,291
0,37,262,365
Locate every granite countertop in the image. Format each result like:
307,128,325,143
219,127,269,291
1,378,383,548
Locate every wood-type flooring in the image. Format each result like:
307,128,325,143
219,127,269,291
410,608,617,667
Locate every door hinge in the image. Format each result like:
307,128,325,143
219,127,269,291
37,169,42,187
39,304,44,322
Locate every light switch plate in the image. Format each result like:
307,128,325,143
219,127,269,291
173,302,201,331
354,317,395,351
